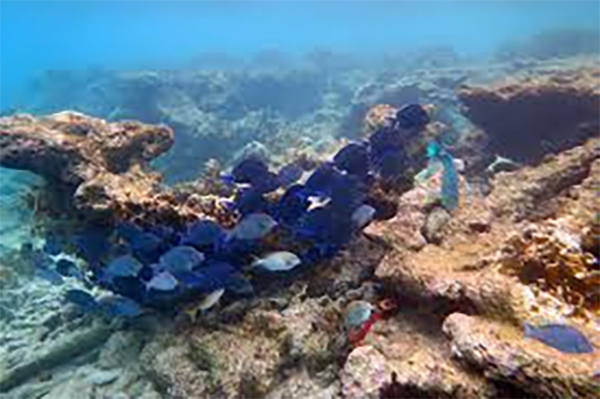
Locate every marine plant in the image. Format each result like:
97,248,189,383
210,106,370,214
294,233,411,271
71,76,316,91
497,224,600,318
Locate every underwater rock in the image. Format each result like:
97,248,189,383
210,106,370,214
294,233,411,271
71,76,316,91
0,321,113,392
422,206,451,244
443,313,599,398
265,369,339,399
488,138,599,221
141,295,343,399
458,64,600,164
0,112,174,221
341,345,391,399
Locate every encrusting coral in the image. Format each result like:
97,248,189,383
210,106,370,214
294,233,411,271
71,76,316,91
495,223,600,317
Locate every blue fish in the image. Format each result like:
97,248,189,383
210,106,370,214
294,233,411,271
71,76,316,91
116,222,144,242
158,245,205,273
147,224,176,243
524,323,594,354
277,163,304,187
427,140,459,211
231,158,270,185
173,261,236,293
253,171,280,194
234,188,271,216
304,164,340,197
65,289,98,311
111,276,147,303
35,267,64,285
43,234,62,256
129,232,165,264
181,220,225,249
328,173,367,212
55,258,85,280
394,104,430,131
72,226,111,266
226,213,277,241
103,255,143,280
368,126,403,157
333,142,369,176
98,295,142,318
373,149,407,181
146,271,178,291
274,184,310,226
295,205,353,246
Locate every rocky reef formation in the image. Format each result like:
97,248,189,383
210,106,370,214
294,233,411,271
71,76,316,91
459,62,600,164
0,112,225,225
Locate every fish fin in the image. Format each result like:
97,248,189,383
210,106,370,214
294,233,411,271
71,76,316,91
523,322,534,337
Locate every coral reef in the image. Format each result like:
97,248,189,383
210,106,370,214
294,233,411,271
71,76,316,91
2,55,600,399
0,111,234,226
0,112,173,221
495,222,599,317
458,62,600,164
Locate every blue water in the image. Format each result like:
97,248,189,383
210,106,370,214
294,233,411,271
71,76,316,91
1,0,599,107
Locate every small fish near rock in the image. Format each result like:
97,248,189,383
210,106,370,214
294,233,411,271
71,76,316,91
250,251,302,272
524,323,594,354
158,245,205,273
344,300,381,347
145,270,178,291
226,212,278,242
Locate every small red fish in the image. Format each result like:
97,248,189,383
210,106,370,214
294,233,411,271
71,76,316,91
346,298,398,347
348,311,381,346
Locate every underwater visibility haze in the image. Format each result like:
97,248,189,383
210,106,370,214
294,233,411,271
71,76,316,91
0,1,599,398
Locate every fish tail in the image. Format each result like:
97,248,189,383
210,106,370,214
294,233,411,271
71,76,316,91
523,322,534,337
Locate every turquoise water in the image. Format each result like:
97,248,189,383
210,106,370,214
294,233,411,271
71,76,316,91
1,1,599,106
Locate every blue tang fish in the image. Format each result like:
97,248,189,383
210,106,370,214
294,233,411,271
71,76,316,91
277,163,304,187
146,271,178,291
181,220,224,248
158,245,205,273
394,104,430,131
65,289,98,311
230,158,270,185
72,226,111,266
55,258,85,280
334,142,370,176
274,184,310,226
104,255,143,279
98,295,142,318
234,188,271,216
227,213,277,241
43,234,62,256
524,323,594,354
35,267,64,285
